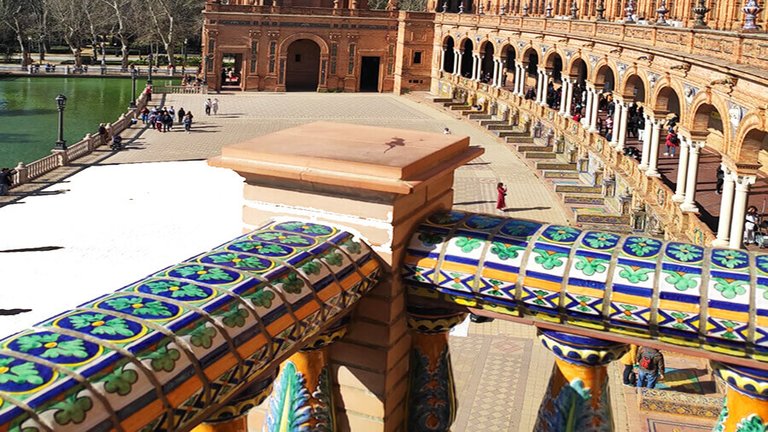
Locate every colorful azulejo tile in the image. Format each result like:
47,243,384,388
521,225,581,315
755,254,768,354
564,231,620,321
608,236,659,328
706,249,752,346
404,210,768,364
656,242,705,338
0,219,382,432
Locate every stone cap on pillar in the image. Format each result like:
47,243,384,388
209,121,484,195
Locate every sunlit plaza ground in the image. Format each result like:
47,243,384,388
0,92,718,431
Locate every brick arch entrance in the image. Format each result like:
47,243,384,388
285,39,321,91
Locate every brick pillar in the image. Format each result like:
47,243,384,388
209,121,483,432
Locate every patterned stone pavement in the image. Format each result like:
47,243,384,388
1,91,715,431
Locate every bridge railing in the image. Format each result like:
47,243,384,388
8,90,149,188
152,84,207,94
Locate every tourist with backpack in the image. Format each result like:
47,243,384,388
636,346,665,389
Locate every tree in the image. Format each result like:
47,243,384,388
146,0,204,68
98,0,140,69
0,0,38,66
48,0,91,68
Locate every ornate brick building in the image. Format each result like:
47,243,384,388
202,0,768,250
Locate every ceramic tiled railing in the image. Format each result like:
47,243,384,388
404,210,768,363
0,220,381,431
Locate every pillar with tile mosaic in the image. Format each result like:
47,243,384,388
405,305,467,432
533,330,628,431
711,361,768,432
263,318,349,432
192,373,276,432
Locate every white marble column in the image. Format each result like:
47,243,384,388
729,175,757,249
454,50,461,76
671,136,690,202
535,70,543,103
581,87,593,127
491,59,499,86
616,101,629,151
712,169,735,247
499,64,507,88
559,79,568,115
645,119,662,177
639,114,652,170
680,141,705,213
565,79,574,116
440,48,446,72
540,72,549,106
589,88,600,132
609,99,622,146
471,54,478,80
515,64,522,94
476,55,483,81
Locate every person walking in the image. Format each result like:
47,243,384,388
177,107,186,124
745,206,760,245
496,182,507,211
204,98,212,116
212,98,219,115
636,346,665,389
183,111,194,132
620,344,638,386
716,165,725,194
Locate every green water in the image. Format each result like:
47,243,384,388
0,77,171,168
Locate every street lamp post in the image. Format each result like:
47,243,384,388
100,38,107,74
182,38,188,74
130,68,138,108
147,51,153,84
55,94,67,150
26,36,32,69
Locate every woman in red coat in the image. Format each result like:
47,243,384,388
497,182,507,211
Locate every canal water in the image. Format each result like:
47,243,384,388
0,76,171,169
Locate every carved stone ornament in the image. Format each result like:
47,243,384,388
727,102,745,131
616,62,628,79
683,83,698,104
647,72,660,88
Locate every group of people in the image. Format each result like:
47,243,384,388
139,105,195,133
204,98,220,116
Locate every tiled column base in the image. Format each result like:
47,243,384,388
534,330,628,432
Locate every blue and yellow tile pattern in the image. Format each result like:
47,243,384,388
0,220,380,432
404,210,768,364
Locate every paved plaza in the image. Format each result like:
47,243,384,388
0,92,713,431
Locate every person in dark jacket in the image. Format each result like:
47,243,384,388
636,346,665,389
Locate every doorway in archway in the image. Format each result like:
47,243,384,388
221,53,243,90
286,39,320,91
360,56,380,92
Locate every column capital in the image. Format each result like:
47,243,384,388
407,305,467,333
538,330,628,367
735,174,757,191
